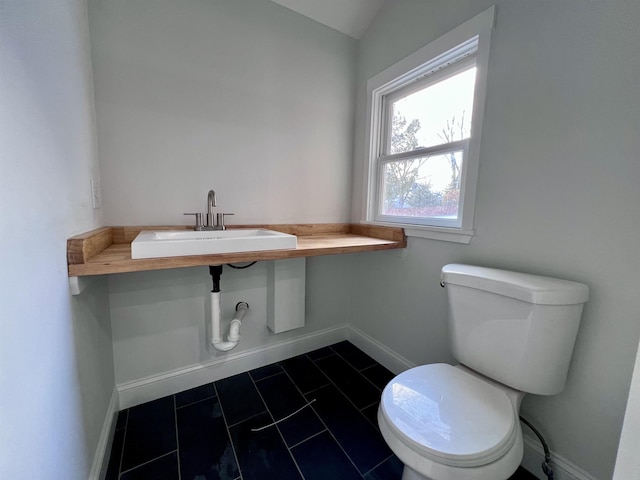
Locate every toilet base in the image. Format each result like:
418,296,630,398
402,465,431,480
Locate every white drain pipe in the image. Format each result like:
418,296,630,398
210,291,248,352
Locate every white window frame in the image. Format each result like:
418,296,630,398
362,6,495,244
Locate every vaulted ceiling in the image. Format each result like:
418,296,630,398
269,0,385,39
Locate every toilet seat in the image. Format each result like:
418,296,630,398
379,363,519,468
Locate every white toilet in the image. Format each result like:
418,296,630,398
378,264,589,480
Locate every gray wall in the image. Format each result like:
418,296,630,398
88,0,358,386
0,0,115,478
89,0,356,226
350,1,640,479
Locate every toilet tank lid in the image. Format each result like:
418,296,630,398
441,264,589,305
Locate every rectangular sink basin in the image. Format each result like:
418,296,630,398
131,229,297,259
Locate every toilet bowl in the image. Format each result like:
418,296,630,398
378,264,589,480
378,364,524,480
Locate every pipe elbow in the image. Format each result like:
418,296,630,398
209,293,248,352
212,340,238,352
234,302,249,319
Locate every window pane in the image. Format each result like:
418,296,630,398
389,67,476,154
381,150,463,218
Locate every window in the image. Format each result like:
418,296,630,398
363,7,495,243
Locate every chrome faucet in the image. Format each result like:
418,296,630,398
206,190,217,229
184,190,233,231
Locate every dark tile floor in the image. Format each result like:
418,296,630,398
106,341,538,480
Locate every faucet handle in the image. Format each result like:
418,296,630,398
183,212,204,231
216,213,234,230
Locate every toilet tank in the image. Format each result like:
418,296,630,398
441,264,589,395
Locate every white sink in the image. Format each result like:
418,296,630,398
131,229,297,259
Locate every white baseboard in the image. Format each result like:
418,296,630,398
346,324,416,374
89,387,119,480
521,434,598,480
117,325,348,409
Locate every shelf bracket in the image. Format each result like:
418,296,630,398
69,276,94,296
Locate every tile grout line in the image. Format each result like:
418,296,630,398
331,346,397,434
117,410,129,480
360,399,380,411
359,363,390,387
249,372,306,479
359,364,378,373
175,392,216,410
283,353,333,395
305,348,335,362
312,347,393,477
243,374,276,429
276,365,330,449
306,387,372,478
280,354,331,401
213,380,244,480
252,370,285,385
281,359,368,478
311,351,380,426
361,453,395,478
359,371,386,393
329,344,405,478
332,345,378,373
173,395,182,480
118,450,178,476
250,368,284,383
225,409,269,429
287,428,328,450
330,345,384,394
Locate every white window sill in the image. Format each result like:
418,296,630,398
362,221,474,244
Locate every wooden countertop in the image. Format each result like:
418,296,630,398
67,224,406,276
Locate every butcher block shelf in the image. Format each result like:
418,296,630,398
67,224,406,277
